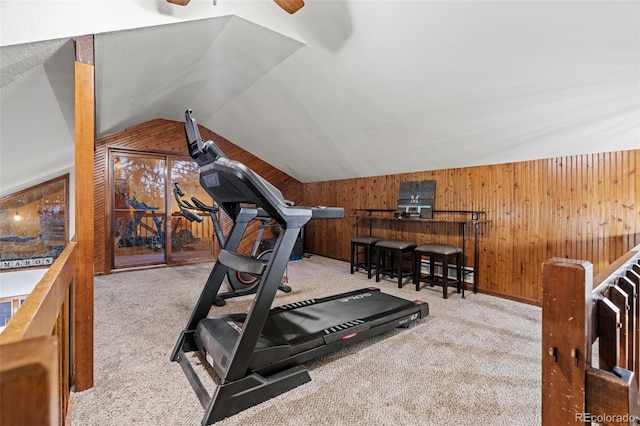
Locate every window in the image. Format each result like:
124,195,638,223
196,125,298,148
0,175,69,271
0,301,11,326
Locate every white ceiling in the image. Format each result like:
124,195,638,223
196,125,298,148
1,0,639,194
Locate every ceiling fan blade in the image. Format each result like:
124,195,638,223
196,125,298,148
273,0,304,14
167,0,303,13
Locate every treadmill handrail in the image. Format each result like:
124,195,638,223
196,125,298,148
217,250,267,276
184,109,227,166
204,158,344,226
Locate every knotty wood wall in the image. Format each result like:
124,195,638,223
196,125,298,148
304,150,639,304
93,119,637,304
93,119,303,275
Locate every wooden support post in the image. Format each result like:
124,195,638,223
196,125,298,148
542,258,592,425
73,35,95,391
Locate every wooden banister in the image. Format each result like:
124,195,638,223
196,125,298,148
542,244,640,425
0,242,78,425
0,243,76,344
0,336,59,426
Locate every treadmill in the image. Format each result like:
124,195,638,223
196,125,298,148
171,110,430,425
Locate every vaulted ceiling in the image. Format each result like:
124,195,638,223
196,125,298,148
1,1,638,194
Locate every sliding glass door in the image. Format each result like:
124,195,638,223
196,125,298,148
111,151,214,270
112,152,167,268
169,159,215,263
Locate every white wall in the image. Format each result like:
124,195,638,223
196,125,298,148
0,268,45,298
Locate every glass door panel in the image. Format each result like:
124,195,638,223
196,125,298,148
169,159,215,263
113,153,166,268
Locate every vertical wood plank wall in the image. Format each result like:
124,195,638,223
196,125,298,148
93,119,303,275
93,119,638,304
304,150,639,304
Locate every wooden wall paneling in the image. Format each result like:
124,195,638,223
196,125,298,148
552,158,566,261
302,182,319,254
513,161,533,300
550,157,562,262
361,176,376,209
371,175,387,210
469,164,493,295
578,155,589,261
335,179,349,259
329,179,342,257
591,154,611,270
390,173,403,240
627,151,632,251
462,167,473,211
308,182,323,255
344,178,359,246
583,154,593,271
482,164,500,294
315,181,330,256
577,155,589,262
604,152,616,267
591,153,602,270
569,155,579,260
619,151,629,254
587,153,599,262
498,163,515,296
390,174,403,240
578,155,590,261
535,159,550,301
299,150,638,303
90,116,638,303
565,155,574,260
597,153,610,269
615,150,636,264
611,151,622,261
566,155,577,261
93,120,303,274
589,153,601,268
529,159,544,300
544,157,557,262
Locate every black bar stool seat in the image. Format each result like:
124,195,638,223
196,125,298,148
375,239,416,288
413,243,464,299
350,235,383,278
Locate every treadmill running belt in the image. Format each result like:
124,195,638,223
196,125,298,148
260,290,414,343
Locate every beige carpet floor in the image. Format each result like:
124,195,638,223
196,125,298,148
71,255,541,425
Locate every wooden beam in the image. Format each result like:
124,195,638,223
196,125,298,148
74,35,95,391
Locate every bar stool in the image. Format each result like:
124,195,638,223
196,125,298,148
350,235,383,278
413,243,464,299
375,239,417,288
